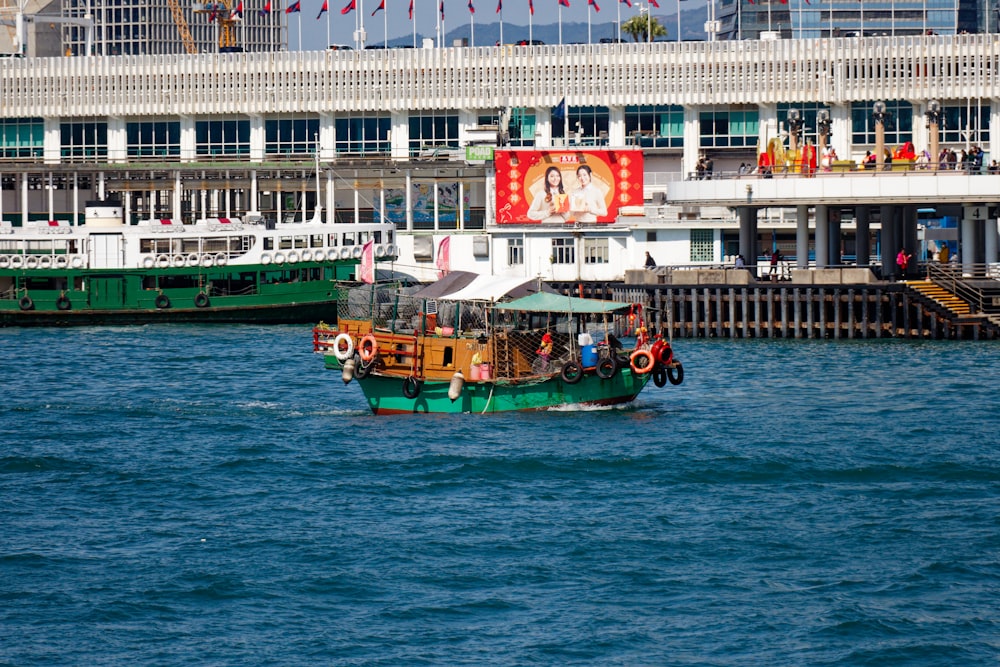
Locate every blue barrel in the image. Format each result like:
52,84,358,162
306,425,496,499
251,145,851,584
581,345,598,369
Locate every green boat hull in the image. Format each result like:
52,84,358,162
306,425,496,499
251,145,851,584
327,355,652,414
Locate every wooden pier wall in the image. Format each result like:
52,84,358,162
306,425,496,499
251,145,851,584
554,283,998,341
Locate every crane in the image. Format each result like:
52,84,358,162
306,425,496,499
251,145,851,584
193,0,241,52
166,0,198,54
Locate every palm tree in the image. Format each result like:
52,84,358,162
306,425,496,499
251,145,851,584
622,14,668,42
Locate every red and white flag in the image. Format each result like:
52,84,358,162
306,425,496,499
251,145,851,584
436,236,451,278
359,239,375,284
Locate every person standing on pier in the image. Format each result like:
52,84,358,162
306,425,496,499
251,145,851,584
768,248,781,281
896,247,913,281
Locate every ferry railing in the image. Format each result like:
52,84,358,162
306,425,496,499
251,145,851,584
926,261,1000,315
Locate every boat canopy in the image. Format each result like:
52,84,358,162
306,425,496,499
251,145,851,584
412,272,551,302
493,291,632,314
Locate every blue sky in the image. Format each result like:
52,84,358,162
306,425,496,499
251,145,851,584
285,0,708,50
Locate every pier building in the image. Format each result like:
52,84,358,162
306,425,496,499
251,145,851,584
1,35,999,307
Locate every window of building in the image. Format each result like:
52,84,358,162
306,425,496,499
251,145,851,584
690,229,714,263
60,121,108,160
408,113,459,157
552,237,575,264
552,106,609,145
195,120,250,158
507,109,536,147
776,103,832,147
941,104,990,147
850,100,913,146
699,108,759,147
265,118,320,156
583,238,608,264
334,116,391,156
625,105,684,148
126,121,180,159
0,118,43,159
507,238,524,265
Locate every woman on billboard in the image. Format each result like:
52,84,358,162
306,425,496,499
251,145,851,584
527,166,570,222
569,164,608,222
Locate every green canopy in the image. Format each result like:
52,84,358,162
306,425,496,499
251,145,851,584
493,291,632,314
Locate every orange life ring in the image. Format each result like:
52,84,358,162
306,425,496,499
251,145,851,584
358,334,378,363
629,349,655,375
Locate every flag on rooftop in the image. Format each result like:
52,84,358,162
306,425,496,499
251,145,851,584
371,0,384,15
552,97,565,120
286,0,301,12
316,0,328,17
260,0,271,14
340,0,355,13
588,0,599,11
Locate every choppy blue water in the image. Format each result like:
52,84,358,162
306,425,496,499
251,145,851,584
2,325,998,666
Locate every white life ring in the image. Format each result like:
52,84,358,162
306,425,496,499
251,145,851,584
300,250,312,262
25,256,39,269
340,248,352,259
333,333,355,362
156,254,170,268
273,252,285,265
201,255,214,268
215,253,228,267
261,253,272,265
172,255,186,268
142,256,155,269
352,246,363,259
70,256,84,269
0,256,9,269
39,256,52,269
375,244,387,258
287,251,299,264
10,255,23,268
327,249,339,261
385,244,397,257
54,255,69,269
187,253,200,267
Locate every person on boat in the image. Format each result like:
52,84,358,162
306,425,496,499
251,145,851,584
527,166,570,223
569,165,608,223
536,332,553,359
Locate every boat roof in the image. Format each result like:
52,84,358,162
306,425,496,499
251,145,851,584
493,291,633,314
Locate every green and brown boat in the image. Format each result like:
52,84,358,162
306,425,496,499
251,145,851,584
0,200,396,326
313,273,684,415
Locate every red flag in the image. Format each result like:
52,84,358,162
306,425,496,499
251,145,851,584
340,0,355,13
316,0,327,17
259,0,271,14
436,237,451,278
359,239,375,284
528,0,533,13
619,0,630,8
649,0,658,6
230,0,244,18
496,0,501,11
285,0,301,13
439,0,445,19
371,0,384,15
558,0,569,6
588,0,599,10
468,0,474,12
409,0,414,18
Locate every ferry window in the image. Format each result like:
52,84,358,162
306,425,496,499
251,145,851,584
264,238,274,251
551,238,575,265
328,234,339,247
279,237,293,250
294,235,308,249
583,238,608,264
311,235,324,248
690,229,714,263
507,238,524,266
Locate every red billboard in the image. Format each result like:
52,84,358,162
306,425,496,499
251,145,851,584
494,149,644,224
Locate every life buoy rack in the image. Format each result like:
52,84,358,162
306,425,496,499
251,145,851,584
273,252,286,265
18,295,34,311
629,349,655,375
340,248,352,260
402,376,422,399
375,244,387,258
25,256,39,269
10,255,23,268
39,256,52,269
70,257,84,269
155,294,171,309
385,244,397,257
201,255,214,268
187,253,200,267
333,333,355,362
56,295,71,311
300,250,312,262
194,292,210,308
560,361,583,384
287,251,299,264
327,249,339,261
358,334,378,363
156,254,170,268
261,253,272,265
172,255,186,268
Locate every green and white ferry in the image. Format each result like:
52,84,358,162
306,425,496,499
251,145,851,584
0,200,396,326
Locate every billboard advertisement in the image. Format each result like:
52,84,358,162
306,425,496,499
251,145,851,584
494,149,644,224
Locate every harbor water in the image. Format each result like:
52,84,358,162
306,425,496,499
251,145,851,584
2,325,998,665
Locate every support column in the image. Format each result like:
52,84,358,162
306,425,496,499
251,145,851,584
815,204,829,269
986,217,999,265
738,206,757,272
961,217,977,276
902,205,919,268
856,205,871,267
828,208,841,265
796,205,809,268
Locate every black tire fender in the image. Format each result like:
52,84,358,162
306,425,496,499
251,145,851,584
667,363,684,385
561,361,583,385
596,357,618,380
402,376,422,399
